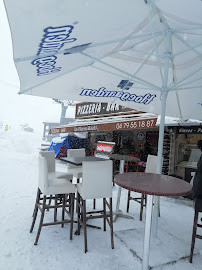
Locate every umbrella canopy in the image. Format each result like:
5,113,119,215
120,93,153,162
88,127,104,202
3,0,202,121
4,1,202,270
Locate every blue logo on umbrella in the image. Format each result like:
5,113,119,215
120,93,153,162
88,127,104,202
117,80,134,90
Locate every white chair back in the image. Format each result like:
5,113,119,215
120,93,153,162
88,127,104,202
145,154,161,174
38,155,49,193
81,160,113,200
67,148,86,170
68,148,86,157
39,151,55,172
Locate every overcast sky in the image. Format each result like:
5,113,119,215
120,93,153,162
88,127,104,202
0,1,75,132
0,0,19,86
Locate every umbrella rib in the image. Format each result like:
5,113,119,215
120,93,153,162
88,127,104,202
81,51,161,90
160,9,202,27
19,45,161,96
175,31,202,36
174,33,202,57
111,53,167,67
107,33,163,64
92,66,151,90
109,37,164,92
170,76,202,90
14,31,163,64
19,50,157,96
172,42,202,58
169,36,177,85
175,85,202,90
121,34,162,54
174,89,183,118
169,65,202,90
83,33,159,49
101,29,160,59
147,3,164,84
122,38,164,91
169,35,202,89
105,13,153,55
121,47,162,59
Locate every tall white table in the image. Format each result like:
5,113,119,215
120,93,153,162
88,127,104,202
108,154,140,221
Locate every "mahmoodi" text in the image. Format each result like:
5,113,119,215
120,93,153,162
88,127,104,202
80,87,156,105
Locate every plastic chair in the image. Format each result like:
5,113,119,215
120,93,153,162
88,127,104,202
126,155,160,221
30,155,76,245
189,198,202,263
76,160,114,253
125,154,139,172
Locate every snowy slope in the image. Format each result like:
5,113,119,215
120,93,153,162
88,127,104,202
0,127,202,270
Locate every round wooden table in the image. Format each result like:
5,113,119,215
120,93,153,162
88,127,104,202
114,172,192,197
115,172,192,270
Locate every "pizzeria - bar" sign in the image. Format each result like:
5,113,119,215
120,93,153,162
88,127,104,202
75,102,136,119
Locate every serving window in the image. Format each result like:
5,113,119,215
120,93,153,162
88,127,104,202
174,133,202,182
177,134,202,167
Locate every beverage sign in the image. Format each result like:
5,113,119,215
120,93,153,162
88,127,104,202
75,102,136,119
96,141,115,154
97,143,113,153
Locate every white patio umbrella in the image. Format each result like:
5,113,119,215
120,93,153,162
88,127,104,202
4,0,202,269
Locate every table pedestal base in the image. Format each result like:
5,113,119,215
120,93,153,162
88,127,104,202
113,210,134,222
74,222,101,235
114,183,134,222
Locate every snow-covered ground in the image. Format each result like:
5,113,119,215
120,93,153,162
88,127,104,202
1,1,202,268
0,127,202,270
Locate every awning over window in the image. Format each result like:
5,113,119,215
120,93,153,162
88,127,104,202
50,113,158,134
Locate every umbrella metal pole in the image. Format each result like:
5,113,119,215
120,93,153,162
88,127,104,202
142,195,154,270
152,94,166,237
152,29,171,238
152,78,169,238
